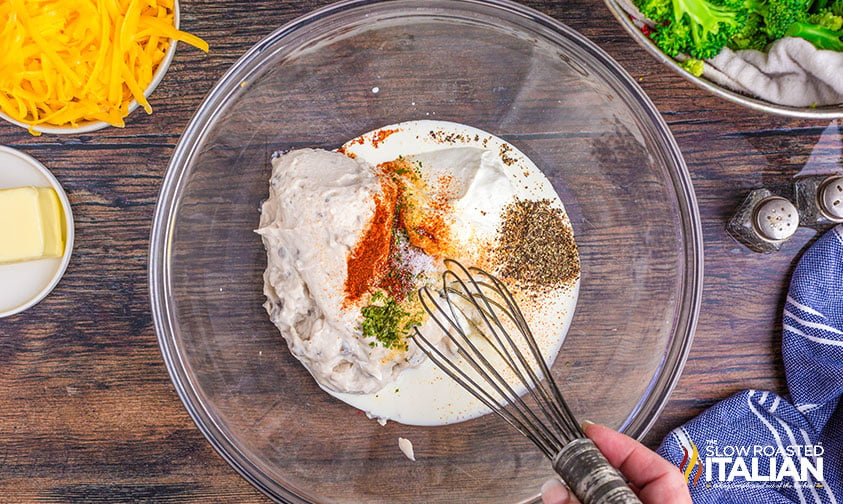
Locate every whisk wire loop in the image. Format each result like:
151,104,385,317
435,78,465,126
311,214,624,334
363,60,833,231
438,262,574,450
416,283,563,457
413,325,558,458
412,259,642,504
441,261,580,443
466,267,582,442
441,271,537,409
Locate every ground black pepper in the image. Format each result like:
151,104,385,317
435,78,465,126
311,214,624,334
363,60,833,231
492,198,580,292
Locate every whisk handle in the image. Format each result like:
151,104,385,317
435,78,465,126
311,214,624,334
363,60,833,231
552,438,642,504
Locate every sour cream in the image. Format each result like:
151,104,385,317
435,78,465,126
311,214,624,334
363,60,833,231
259,120,579,426
257,149,425,394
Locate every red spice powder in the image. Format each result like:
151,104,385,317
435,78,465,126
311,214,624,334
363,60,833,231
344,181,398,304
336,146,357,158
337,128,399,158
370,128,398,148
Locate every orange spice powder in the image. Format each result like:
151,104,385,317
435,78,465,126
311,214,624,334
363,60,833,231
399,171,456,258
404,210,453,258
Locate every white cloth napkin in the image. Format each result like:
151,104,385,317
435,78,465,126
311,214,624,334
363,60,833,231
706,39,843,107
616,0,843,107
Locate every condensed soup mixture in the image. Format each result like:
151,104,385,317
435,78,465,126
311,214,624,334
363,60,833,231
257,120,580,426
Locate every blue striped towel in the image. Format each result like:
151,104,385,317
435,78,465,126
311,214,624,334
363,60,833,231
657,224,843,503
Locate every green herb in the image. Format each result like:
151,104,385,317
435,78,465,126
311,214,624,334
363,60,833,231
360,292,421,350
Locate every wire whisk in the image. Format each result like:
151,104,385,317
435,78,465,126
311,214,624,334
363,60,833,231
412,259,641,504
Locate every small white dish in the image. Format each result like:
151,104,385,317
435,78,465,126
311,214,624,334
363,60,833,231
0,1,180,135
0,146,74,318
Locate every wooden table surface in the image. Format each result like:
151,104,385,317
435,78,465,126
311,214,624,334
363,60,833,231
1,0,840,502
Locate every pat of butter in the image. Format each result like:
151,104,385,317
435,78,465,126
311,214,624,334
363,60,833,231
0,186,65,264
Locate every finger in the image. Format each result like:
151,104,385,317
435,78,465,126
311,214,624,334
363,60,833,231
584,423,691,503
541,477,578,504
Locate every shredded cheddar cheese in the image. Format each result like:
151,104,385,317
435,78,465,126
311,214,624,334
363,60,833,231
0,0,209,135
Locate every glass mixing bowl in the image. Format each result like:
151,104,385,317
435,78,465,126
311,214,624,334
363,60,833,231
149,0,703,502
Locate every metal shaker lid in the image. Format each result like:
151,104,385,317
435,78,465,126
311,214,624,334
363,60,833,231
752,196,798,242
818,175,843,222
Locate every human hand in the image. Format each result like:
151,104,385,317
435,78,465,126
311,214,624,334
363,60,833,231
540,422,692,504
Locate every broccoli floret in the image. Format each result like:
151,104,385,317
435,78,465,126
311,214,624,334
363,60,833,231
729,12,771,48
785,20,843,49
652,15,695,55
642,0,747,58
761,0,811,37
679,57,706,75
637,0,674,22
635,0,843,62
807,9,843,29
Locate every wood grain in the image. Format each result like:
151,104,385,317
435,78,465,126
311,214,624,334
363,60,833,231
0,0,839,502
